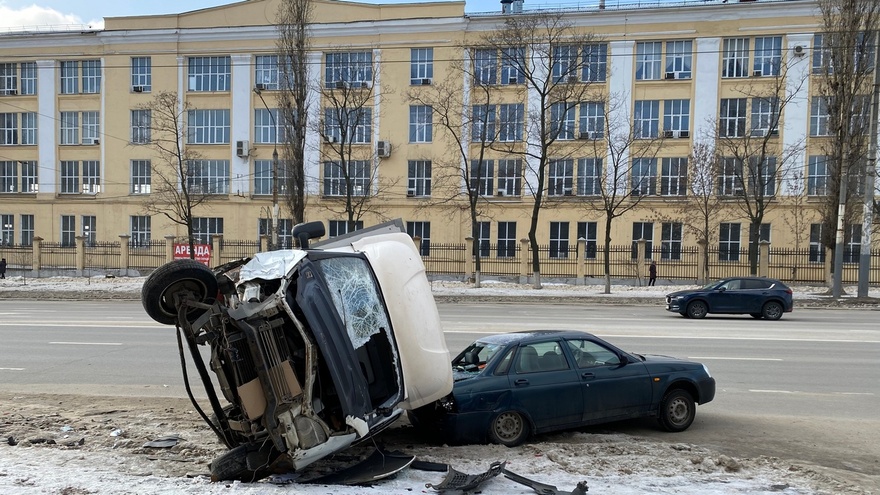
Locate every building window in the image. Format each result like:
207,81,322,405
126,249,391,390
60,112,79,145
807,155,829,196
810,96,830,137
61,215,76,247
474,48,498,85
131,110,150,144
0,113,17,145
6,161,38,193
131,57,151,92
579,102,604,138
258,218,293,248
660,157,687,196
499,103,524,142
325,51,372,87
60,161,79,194
718,157,743,196
749,156,776,196
59,60,100,95
186,159,229,194
497,221,517,258
635,42,662,80
751,97,779,136
720,98,747,138
0,161,15,192
550,102,575,140
0,113,34,145
663,99,690,134
406,221,430,255
474,221,490,257
497,159,521,196
21,112,37,145
469,160,494,196
130,216,151,246
254,108,281,144
577,221,598,259
82,60,101,93
82,111,99,143
631,222,654,259
722,38,750,78
472,104,496,142
501,47,526,85
631,158,657,196
548,159,574,196
187,109,230,144
475,47,525,85
809,223,825,262
661,222,682,260
254,159,289,196
410,48,433,84
255,55,280,90
322,160,370,197
552,44,579,82
665,40,692,79
0,63,15,94
577,158,602,196
409,105,432,143
81,215,96,246
82,160,100,194
844,224,861,263
550,221,570,258
60,61,78,94
719,222,741,261
753,36,782,76
329,220,364,238
407,160,432,197
192,217,224,245
131,160,151,194
1,62,36,95
634,100,659,139
583,43,607,82
20,62,36,95
20,214,34,246
188,56,231,92
323,107,371,144
0,214,12,245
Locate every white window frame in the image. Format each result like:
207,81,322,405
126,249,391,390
61,215,76,247
751,97,779,136
407,160,432,196
60,161,79,194
82,160,100,194
409,105,432,143
131,57,152,92
582,43,607,82
661,222,683,261
549,221,570,259
579,102,605,137
548,159,574,196
130,215,151,246
60,61,79,94
807,155,829,196
634,100,660,139
130,159,151,194
577,158,602,196
665,40,692,79
131,110,150,144
410,48,433,85
187,109,231,144
497,221,517,258
499,103,524,142
718,157,743,196
192,217,224,245
552,45,578,82
635,42,662,80
719,222,741,261
753,36,783,76
186,159,230,194
631,222,654,259
81,111,100,142
720,98,747,138
325,51,372,87
470,160,494,196
497,159,521,196
660,157,687,196
551,102,576,140
406,221,430,255
663,99,690,134
20,62,36,95
255,55,280,90
322,160,370,197
81,60,101,94
631,158,657,196
187,56,231,92
723,38,750,78
60,111,79,145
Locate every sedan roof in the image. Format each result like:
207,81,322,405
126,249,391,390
477,330,598,345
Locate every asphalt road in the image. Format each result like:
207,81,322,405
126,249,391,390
1,301,878,484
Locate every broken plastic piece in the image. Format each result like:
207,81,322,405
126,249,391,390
502,468,589,495
411,459,449,472
426,460,506,492
142,435,181,448
306,448,415,485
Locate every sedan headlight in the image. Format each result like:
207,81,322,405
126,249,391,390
702,364,712,378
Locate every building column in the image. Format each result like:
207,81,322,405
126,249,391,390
231,54,252,197
36,60,57,195
119,235,131,272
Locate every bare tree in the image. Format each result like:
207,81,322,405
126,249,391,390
712,59,807,275
139,91,213,259
579,93,665,293
316,53,395,231
275,0,312,226
814,0,880,295
480,12,602,288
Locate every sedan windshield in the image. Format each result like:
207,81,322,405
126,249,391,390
452,341,505,371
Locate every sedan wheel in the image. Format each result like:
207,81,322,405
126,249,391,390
762,301,784,320
686,301,708,319
488,411,530,447
658,389,695,432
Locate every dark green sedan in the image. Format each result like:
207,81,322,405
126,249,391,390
409,330,715,447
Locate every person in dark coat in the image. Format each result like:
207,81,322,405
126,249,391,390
0,258,6,279
648,260,656,286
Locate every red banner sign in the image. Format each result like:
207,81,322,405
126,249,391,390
173,243,212,266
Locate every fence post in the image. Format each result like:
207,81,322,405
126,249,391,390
824,247,833,286
165,235,176,263
75,236,86,274
637,239,646,285
697,239,707,285
212,235,222,267
259,235,269,253
576,238,586,285
759,241,770,278
519,238,529,285
119,235,130,273
464,237,474,282
32,236,43,271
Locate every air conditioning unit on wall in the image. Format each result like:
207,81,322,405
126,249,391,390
377,140,391,158
236,140,249,157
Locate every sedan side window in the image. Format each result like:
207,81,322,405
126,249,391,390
566,339,621,368
514,342,570,373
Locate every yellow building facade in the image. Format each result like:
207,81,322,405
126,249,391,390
0,0,871,260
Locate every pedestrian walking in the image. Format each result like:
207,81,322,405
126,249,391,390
0,258,6,279
648,260,656,286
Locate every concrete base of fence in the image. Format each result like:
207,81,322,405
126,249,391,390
3,268,144,279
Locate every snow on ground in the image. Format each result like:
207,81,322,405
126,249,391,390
0,275,876,494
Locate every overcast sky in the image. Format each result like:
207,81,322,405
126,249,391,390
0,0,513,30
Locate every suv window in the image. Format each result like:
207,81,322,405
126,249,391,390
743,279,772,289
719,279,742,290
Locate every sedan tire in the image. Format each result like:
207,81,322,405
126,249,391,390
488,411,530,447
762,301,784,320
142,259,218,325
658,389,695,432
686,301,708,319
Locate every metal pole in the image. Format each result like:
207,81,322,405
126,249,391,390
254,87,279,250
858,31,880,298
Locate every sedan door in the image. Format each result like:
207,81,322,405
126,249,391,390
506,341,583,430
565,339,652,422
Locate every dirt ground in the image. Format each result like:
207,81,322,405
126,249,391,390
1,392,876,494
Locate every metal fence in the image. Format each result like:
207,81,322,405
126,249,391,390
129,240,167,270
84,241,121,270
40,242,76,269
0,245,33,271
219,240,261,265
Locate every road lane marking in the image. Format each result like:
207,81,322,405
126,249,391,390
441,330,880,344
688,356,783,361
0,367,25,371
750,389,874,397
49,342,123,346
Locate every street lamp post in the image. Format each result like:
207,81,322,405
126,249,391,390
254,85,280,250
